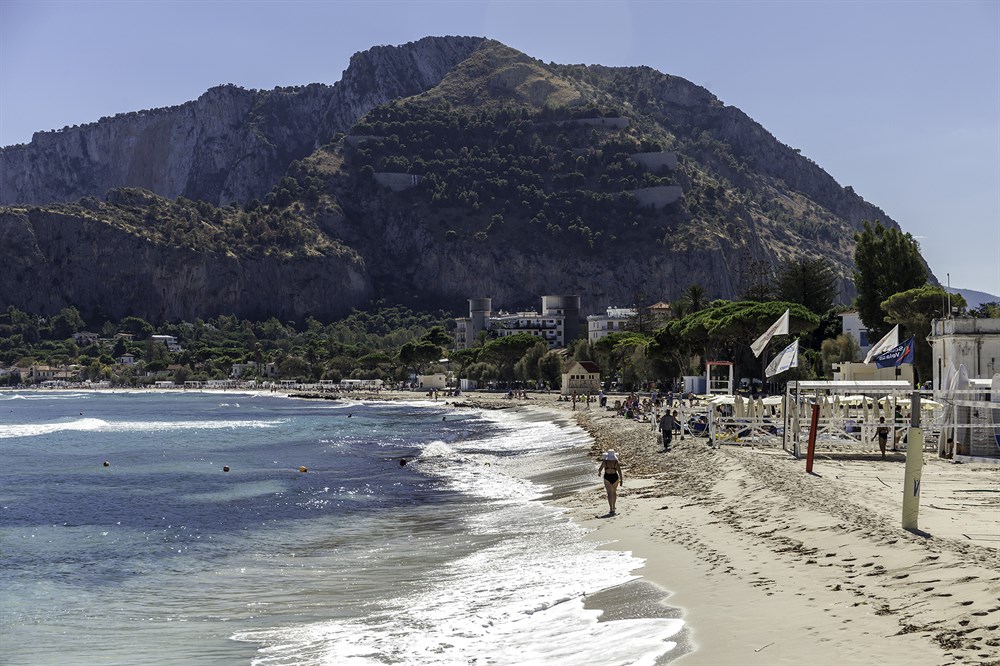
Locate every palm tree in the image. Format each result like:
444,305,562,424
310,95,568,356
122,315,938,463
681,284,706,313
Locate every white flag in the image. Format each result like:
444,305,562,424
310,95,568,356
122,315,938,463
751,309,790,358
863,324,899,365
765,339,799,377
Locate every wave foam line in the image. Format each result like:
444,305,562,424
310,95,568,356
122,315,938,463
0,418,287,439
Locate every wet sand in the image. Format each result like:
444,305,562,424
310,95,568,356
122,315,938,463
433,391,1000,666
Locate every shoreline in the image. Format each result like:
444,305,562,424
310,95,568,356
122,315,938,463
8,387,999,664
442,391,1000,665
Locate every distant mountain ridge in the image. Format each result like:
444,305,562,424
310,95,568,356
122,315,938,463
948,287,1000,310
0,37,926,323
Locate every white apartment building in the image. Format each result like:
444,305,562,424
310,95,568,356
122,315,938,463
839,311,870,359
587,307,637,343
151,335,182,352
454,295,581,350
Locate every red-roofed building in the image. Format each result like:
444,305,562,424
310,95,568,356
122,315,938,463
561,360,601,395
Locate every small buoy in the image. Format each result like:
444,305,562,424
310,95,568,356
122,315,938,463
102,460,110,467
299,466,308,473
223,466,230,472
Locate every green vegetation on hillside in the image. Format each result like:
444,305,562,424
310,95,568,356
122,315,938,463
344,102,675,248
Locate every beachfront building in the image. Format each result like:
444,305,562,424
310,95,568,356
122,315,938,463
833,361,914,383
231,362,279,379
416,374,447,390
454,295,581,350
927,317,1000,386
561,360,601,395
587,307,637,343
839,311,870,360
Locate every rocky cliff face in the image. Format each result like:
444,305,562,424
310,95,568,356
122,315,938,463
0,36,486,207
0,208,373,322
1,36,929,323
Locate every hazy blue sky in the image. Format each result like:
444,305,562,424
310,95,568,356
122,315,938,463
2,0,997,294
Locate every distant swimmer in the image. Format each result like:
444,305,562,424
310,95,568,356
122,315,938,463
348,413,352,418
223,466,230,472
299,466,308,473
399,459,408,466
102,460,110,468
442,416,446,421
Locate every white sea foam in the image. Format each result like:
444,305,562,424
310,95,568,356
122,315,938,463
234,408,683,665
0,417,288,439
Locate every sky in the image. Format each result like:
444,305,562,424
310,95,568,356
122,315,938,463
2,0,998,295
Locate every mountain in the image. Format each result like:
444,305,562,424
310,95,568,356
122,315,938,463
0,37,921,324
0,36,486,207
948,287,1000,310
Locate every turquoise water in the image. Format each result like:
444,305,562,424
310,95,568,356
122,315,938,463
0,391,683,665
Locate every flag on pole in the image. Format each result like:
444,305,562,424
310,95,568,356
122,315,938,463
765,339,799,377
864,324,899,365
751,309,790,358
874,336,915,368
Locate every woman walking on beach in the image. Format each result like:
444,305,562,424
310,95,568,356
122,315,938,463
598,450,623,515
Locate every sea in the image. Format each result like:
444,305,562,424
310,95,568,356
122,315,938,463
0,391,685,665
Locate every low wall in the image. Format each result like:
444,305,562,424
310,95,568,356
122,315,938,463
629,185,683,209
374,172,422,191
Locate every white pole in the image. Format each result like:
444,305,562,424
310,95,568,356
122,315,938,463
902,391,924,531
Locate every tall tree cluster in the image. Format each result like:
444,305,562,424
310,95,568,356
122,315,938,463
852,220,926,339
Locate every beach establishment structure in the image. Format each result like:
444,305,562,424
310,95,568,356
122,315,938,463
927,317,1000,387
416,374,447,390
678,376,999,463
453,296,581,351
561,360,601,396
833,361,914,383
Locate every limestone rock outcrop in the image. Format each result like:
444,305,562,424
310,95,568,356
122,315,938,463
0,36,486,207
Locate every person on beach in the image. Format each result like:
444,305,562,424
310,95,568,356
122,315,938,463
598,450,623,515
873,416,890,459
659,412,674,450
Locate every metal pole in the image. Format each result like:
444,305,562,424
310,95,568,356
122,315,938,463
806,403,820,473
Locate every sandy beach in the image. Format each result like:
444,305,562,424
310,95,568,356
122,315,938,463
415,389,1000,666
